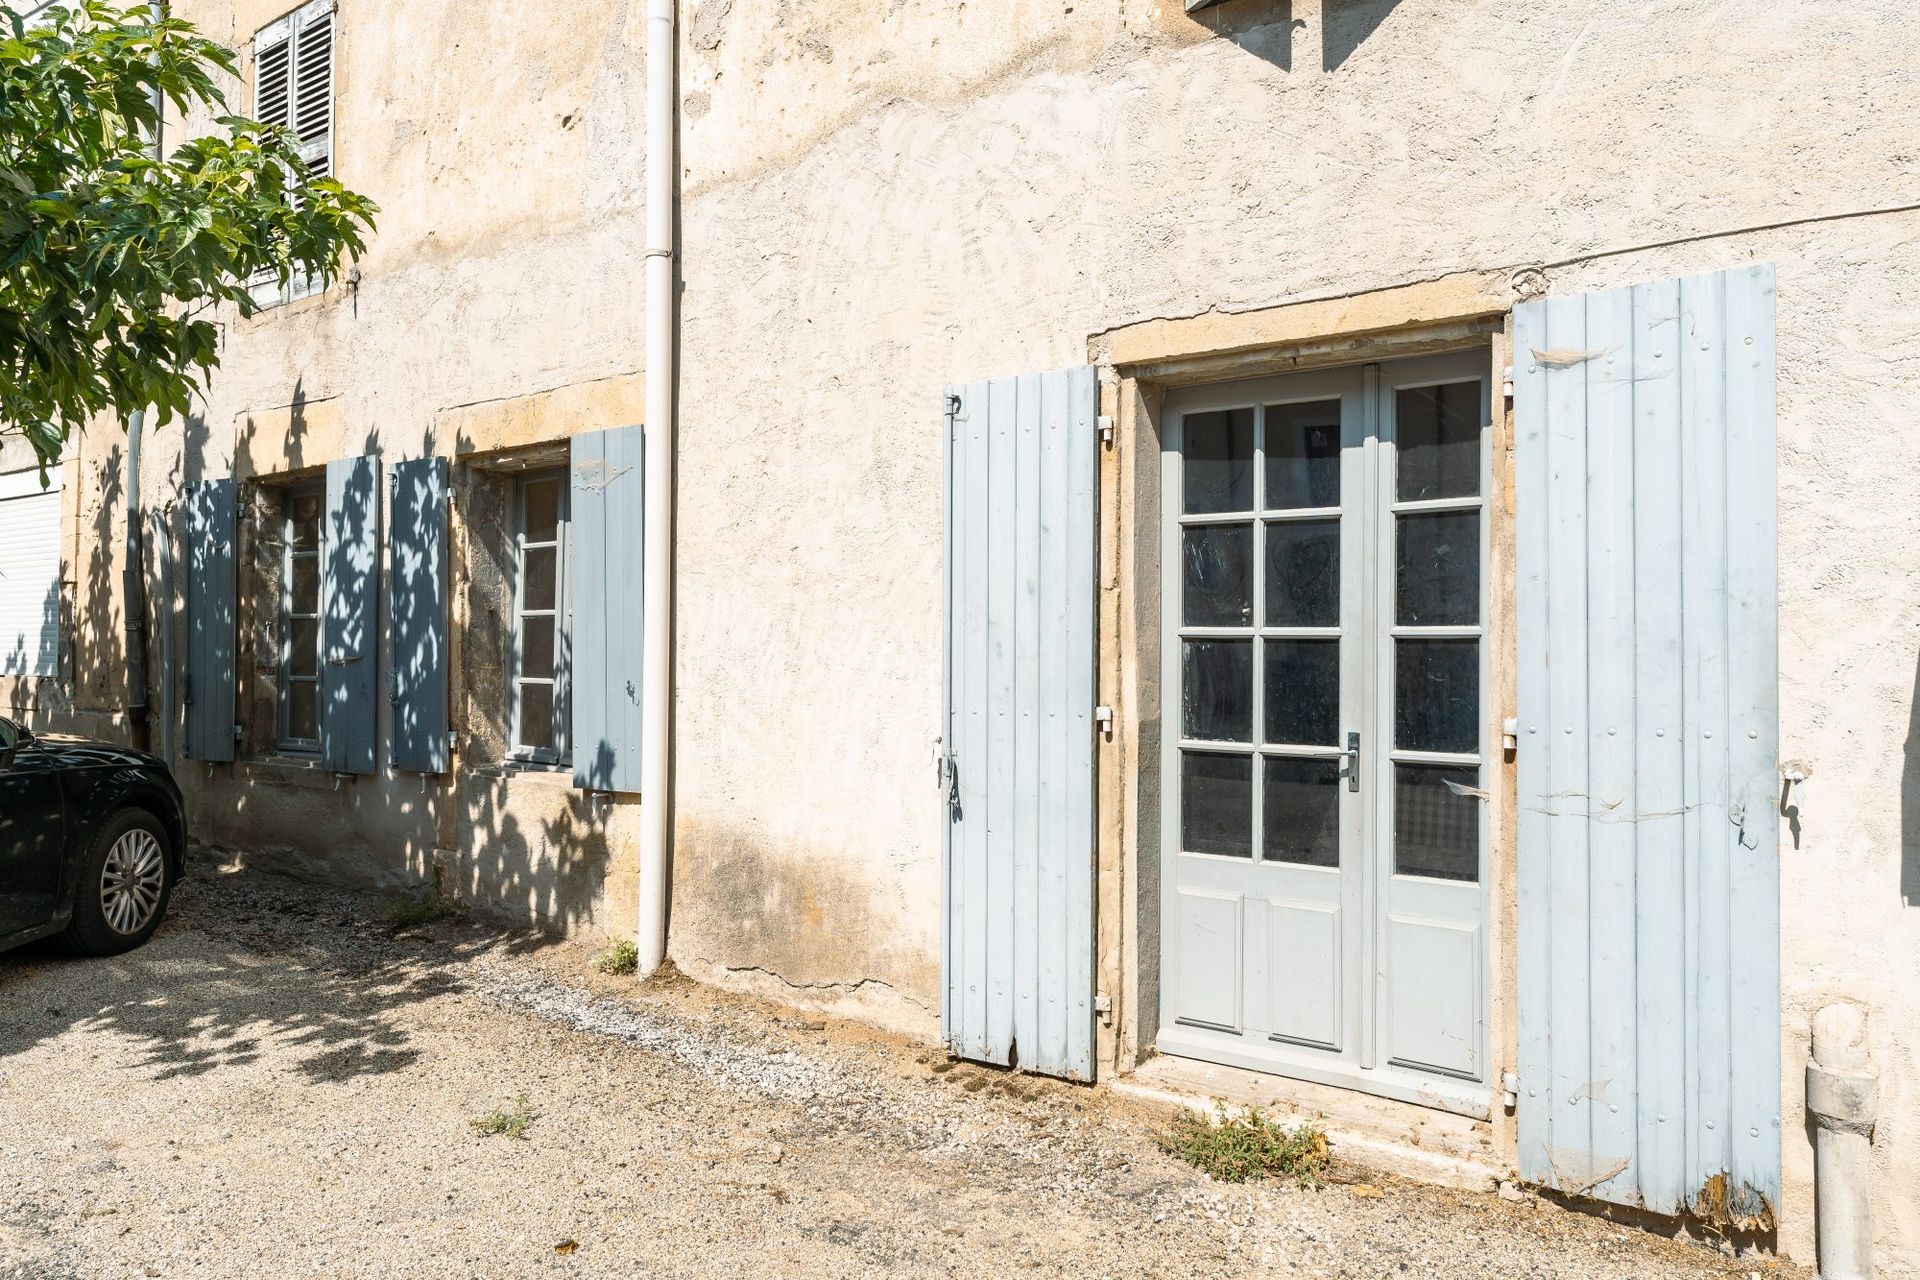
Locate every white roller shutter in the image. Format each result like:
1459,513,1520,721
0,467,62,678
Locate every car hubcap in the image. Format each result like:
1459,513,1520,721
100,829,165,935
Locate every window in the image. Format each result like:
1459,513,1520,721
0,466,62,677
278,485,324,750
510,471,570,763
251,0,336,309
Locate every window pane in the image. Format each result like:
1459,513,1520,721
1265,400,1341,510
1182,751,1251,858
1183,408,1254,514
1396,381,1481,501
518,683,555,750
1394,639,1479,753
288,682,319,741
1264,639,1339,747
1182,639,1252,742
1263,756,1340,868
524,477,561,543
1396,511,1479,626
521,620,555,680
289,492,321,551
1264,519,1339,627
288,618,319,678
290,554,319,614
524,546,557,612
1182,525,1253,627
1394,763,1480,882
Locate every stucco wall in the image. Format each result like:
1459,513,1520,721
663,0,1917,1266
41,0,1918,1267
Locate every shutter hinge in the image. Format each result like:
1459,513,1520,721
1501,365,1515,399
1502,1071,1520,1110
1097,414,1114,446
1093,992,1113,1026
1502,716,1519,753
233,723,244,742
1094,705,1114,737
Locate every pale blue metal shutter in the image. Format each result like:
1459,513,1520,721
388,458,449,774
183,479,237,762
569,426,645,793
323,456,380,774
1514,264,1780,1227
942,366,1099,1081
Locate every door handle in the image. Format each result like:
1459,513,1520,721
1343,732,1360,793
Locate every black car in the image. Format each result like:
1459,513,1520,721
0,716,187,957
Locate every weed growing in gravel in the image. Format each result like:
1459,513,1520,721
593,937,640,976
1158,1105,1330,1188
387,893,468,930
469,1095,536,1140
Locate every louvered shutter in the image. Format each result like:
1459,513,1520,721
184,480,238,763
568,426,645,794
1514,265,1781,1226
322,456,379,774
250,0,334,307
942,367,1100,1081
0,468,61,678
388,458,449,774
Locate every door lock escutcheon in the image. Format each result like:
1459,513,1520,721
1343,731,1360,792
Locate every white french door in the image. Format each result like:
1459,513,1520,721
1156,350,1491,1115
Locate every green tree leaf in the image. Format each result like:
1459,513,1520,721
0,1,377,474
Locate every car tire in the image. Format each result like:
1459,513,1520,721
59,808,175,957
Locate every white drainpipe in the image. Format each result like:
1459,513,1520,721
636,0,677,976
1806,1002,1878,1280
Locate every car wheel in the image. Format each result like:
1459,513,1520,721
59,808,174,957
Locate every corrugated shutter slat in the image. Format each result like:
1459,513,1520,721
322,456,379,774
388,458,449,774
1514,264,1781,1226
184,479,237,762
569,426,645,793
942,366,1099,1082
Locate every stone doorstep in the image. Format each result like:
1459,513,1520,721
1112,1054,1505,1195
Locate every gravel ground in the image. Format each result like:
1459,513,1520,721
1,867,1798,1280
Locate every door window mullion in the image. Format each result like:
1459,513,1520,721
1250,403,1265,864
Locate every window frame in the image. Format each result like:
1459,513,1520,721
275,482,326,754
249,0,336,310
507,469,572,767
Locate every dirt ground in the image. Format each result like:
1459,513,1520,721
1,868,1799,1279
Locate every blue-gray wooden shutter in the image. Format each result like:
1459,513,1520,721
388,458,448,774
1514,264,1780,1227
942,366,1099,1081
183,479,237,762
569,426,645,793
322,455,380,774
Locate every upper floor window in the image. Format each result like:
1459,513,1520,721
511,471,571,765
251,0,336,309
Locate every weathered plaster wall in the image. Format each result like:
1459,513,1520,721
122,0,654,938
665,0,1918,1266
46,0,1917,1266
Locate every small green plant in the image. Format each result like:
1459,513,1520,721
1157,1104,1330,1187
387,893,467,930
469,1094,536,1140
593,936,640,976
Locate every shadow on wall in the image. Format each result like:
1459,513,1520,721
1321,0,1402,71
1904,648,1920,904
1188,0,1402,72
